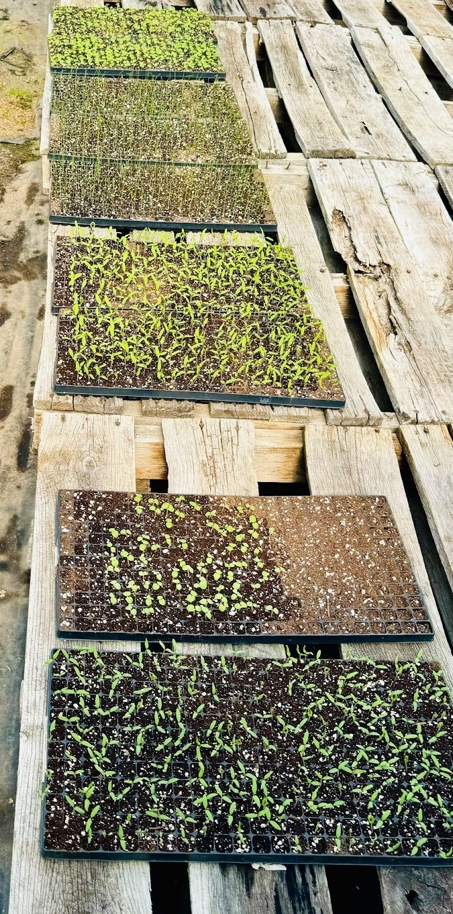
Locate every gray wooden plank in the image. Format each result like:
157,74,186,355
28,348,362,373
418,35,453,89
400,424,453,595
189,863,334,914
436,164,453,208
350,22,453,166
305,423,453,913
332,0,384,27
257,19,355,157
214,21,286,157
379,866,453,913
309,157,453,422
9,413,152,914
388,0,452,38
288,0,333,22
195,0,246,21
162,417,332,914
372,159,453,321
263,170,383,426
240,0,295,19
296,23,415,160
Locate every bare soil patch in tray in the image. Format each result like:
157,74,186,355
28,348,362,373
42,647,453,862
53,233,343,406
57,491,432,641
50,76,253,165
50,159,275,230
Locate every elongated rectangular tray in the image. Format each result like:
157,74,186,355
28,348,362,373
56,492,432,642
42,647,452,863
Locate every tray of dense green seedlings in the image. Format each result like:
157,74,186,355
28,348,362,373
52,232,343,406
49,76,254,165
42,646,453,862
56,490,433,642
49,8,225,81
50,158,276,232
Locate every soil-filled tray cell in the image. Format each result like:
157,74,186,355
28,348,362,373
56,491,432,641
50,76,253,165
49,8,224,78
42,647,453,862
52,233,343,406
50,159,276,230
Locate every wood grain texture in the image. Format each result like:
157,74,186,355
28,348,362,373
214,22,285,158
34,226,58,411
332,0,384,27
162,418,259,495
195,0,245,21
240,0,295,20
257,20,355,158
379,866,453,913
400,425,453,594
9,413,152,914
309,157,453,422
304,425,453,693
418,34,453,89
436,164,453,208
189,863,333,914
263,171,382,427
296,23,415,160
372,159,453,322
388,0,453,38
288,0,333,22
350,23,453,166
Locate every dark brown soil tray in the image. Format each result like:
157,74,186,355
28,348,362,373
52,233,343,406
56,492,432,642
42,647,453,863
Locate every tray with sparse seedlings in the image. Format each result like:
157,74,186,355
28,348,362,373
49,159,277,233
49,8,225,81
52,232,342,406
49,76,253,165
56,491,432,642
42,646,453,863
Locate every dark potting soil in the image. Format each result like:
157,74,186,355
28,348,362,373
57,491,432,640
52,236,344,404
43,647,453,861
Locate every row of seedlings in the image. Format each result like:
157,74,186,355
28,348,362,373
42,3,453,872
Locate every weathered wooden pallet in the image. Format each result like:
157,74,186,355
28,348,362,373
436,164,453,208
18,414,453,911
309,157,453,423
304,422,453,912
214,22,285,157
386,0,453,89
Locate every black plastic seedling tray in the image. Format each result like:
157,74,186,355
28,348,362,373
53,381,345,410
50,67,225,82
49,215,278,234
55,491,433,643
42,647,453,864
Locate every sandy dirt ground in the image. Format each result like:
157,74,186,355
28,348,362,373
0,1,52,910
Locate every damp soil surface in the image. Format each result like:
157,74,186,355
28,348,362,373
43,647,453,862
57,491,432,641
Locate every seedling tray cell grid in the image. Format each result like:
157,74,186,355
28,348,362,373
50,69,226,82
52,234,343,406
49,8,225,80
42,648,453,863
56,492,433,642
